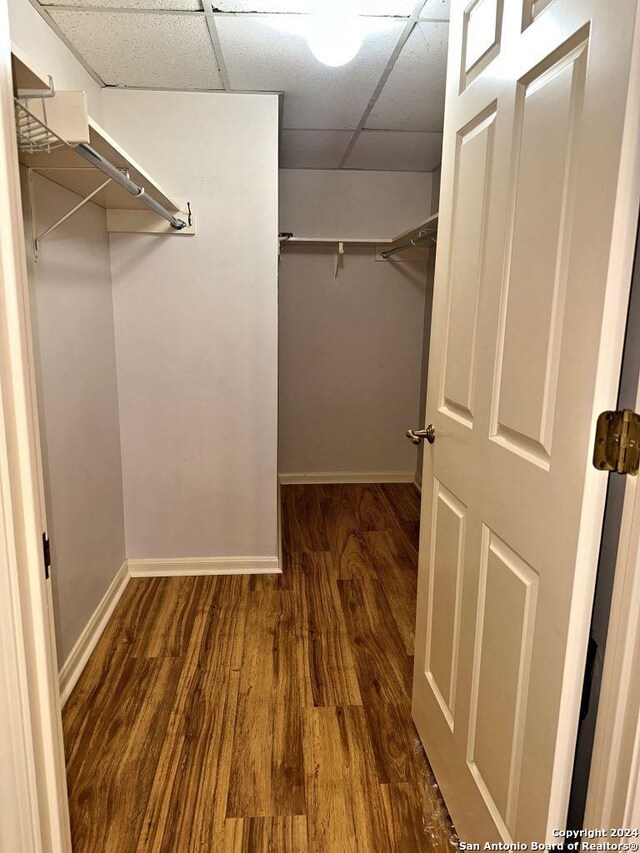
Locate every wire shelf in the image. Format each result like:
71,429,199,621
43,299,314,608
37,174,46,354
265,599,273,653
14,89,69,156
13,77,191,240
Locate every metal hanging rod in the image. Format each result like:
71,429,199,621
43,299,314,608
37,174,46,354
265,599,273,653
381,230,436,259
14,97,188,232
75,144,187,230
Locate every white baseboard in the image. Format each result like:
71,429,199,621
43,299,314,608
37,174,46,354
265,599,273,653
278,471,415,485
58,553,281,704
414,470,422,493
127,556,281,577
59,560,129,707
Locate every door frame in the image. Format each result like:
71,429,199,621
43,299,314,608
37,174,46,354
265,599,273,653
0,2,71,850
585,396,640,825
585,233,640,824
583,3,640,822
0,0,639,844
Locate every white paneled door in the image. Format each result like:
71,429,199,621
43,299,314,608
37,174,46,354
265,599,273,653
413,0,640,843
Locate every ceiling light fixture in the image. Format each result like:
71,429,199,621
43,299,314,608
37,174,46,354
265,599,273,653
307,0,363,67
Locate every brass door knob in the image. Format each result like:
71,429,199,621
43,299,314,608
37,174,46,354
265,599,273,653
406,425,435,445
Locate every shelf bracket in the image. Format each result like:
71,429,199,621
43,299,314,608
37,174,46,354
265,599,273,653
29,168,112,262
334,240,344,285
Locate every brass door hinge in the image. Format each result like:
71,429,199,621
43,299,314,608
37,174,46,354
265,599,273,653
593,409,640,475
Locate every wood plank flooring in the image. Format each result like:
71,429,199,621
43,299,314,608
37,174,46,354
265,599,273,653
63,483,457,852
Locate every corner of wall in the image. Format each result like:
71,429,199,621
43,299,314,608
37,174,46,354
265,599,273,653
8,0,105,120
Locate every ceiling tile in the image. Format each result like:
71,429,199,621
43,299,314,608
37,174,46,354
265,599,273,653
280,129,353,168
344,129,442,170
211,1,416,14
419,0,450,19
43,0,201,9
215,15,404,129
213,0,312,9
48,11,223,88
365,21,447,131
360,1,419,13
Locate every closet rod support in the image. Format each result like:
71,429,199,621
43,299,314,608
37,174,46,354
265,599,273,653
381,230,436,259
30,170,112,261
75,144,187,230
334,240,344,284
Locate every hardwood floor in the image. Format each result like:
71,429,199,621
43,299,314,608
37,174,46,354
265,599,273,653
63,483,457,852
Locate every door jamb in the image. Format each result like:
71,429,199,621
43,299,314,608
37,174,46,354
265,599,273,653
0,1,71,849
585,360,640,825
1,0,640,843
584,4,640,825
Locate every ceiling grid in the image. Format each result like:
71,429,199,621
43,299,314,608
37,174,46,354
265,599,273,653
337,0,435,169
202,0,232,90
27,0,449,170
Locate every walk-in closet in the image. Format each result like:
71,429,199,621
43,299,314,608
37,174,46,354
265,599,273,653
3,0,640,850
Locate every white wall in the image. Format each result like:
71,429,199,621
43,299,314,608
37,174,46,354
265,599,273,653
10,0,126,667
8,0,103,120
22,172,125,667
103,89,280,562
278,169,432,479
11,1,280,657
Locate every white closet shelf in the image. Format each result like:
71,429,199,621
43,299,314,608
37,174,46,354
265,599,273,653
21,117,182,216
378,212,439,259
280,212,439,258
12,50,194,242
388,212,439,248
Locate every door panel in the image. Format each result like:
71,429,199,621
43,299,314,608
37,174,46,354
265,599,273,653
523,0,556,30
462,0,504,89
425,481,466,729
468,528,539,834
493,35,587,464
413,0,640,843
440,107,495,428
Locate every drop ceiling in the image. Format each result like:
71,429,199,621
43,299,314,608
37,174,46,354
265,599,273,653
34,0,449,171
